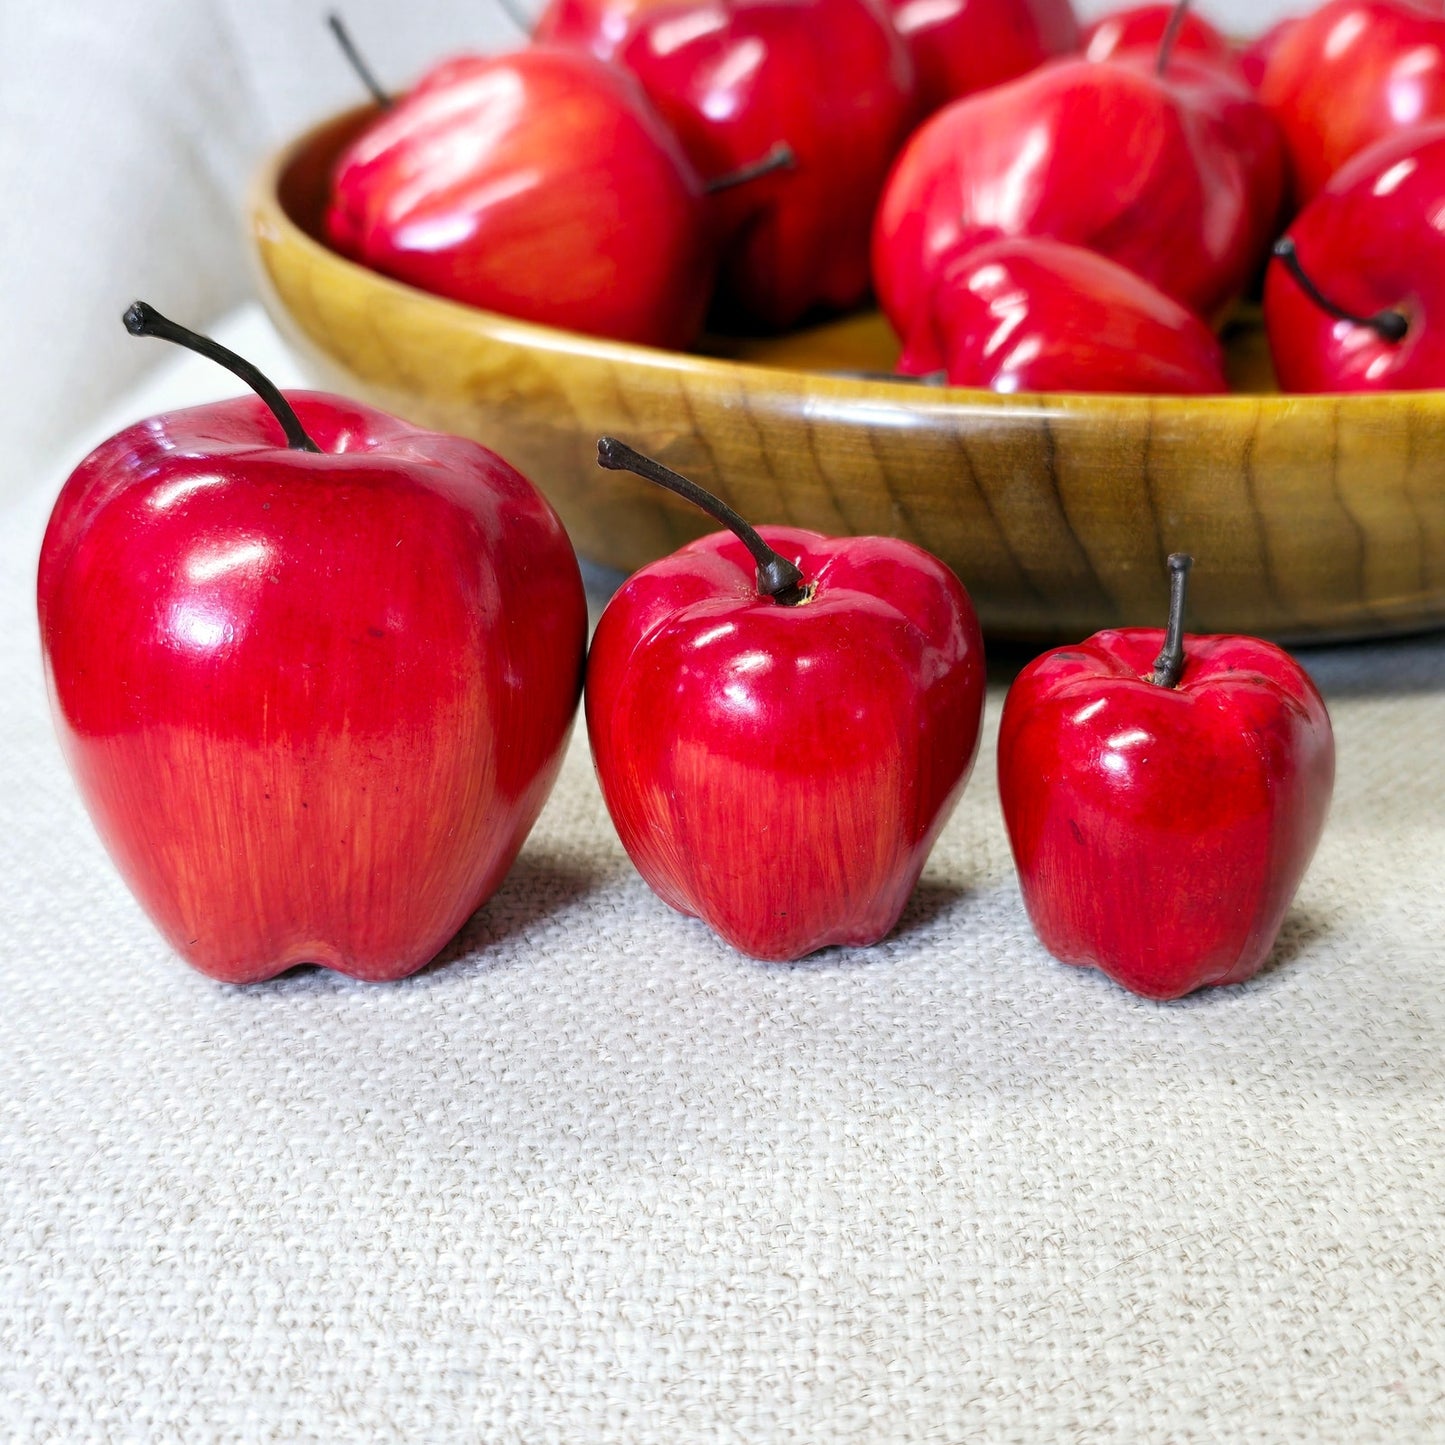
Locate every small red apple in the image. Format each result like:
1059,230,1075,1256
883,0,1080,115
998,555,1335,1000
585,438,986,962
1259,0,1445,204
38,305,587,983
611,0,916,328
534,0,675,58
1265,123,1445,391
326,47,713,348
872,49,1283,337
1238,17,1296,92
898,236,1228,393
1082,3,1239,77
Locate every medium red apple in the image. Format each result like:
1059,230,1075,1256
325,47,712,348
898,236,1228,393
1259,0,1445,204
872,51,1284,338
611,0,916,328
37,305,587,984
1264,123,1445,391
585,439,986,962
998,555,1335,1000
883,0,1080,115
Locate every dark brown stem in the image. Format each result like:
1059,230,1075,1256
596,437,807,604
123,302,322,454
1272,237,1408,342
327,13,391,110
1156,0,1192,75
1150,553,1193,688
705,143,797,195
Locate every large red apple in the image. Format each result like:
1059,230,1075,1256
585,439,986,962
37,306,587,984
326,47,712,348
872,51,1284,338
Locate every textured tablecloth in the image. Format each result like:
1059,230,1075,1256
2,309,1442,1442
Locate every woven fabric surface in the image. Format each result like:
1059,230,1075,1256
2,311,1443,1443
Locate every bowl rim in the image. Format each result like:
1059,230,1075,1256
251,102,1445,415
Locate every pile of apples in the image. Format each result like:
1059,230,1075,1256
325,0,1445,394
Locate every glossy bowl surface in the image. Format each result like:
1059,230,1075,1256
249,106,1445,642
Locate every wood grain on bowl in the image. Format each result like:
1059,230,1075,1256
248,106,1445,643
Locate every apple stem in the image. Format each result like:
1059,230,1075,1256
1150,553,1193,688
493,0,535,36
1156,0,1192,75
705,143,798,195
596,437,809,604
123,302,322,454
1272,237,1409,342
327,13,392,110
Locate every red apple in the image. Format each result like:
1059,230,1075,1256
612,0,916,328
326,47,712,348
1259,0,1445,204
37,305,587,984
998,555,1335,1000
534,0,676,58
872,51,1284,337
883,0,1080,115
585,439,986,962
1238,16,1296,91
1265,122,1445,391
1082,4,1240,77
898,236,1228,393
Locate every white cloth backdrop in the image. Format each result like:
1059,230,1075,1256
4,4,1443,1443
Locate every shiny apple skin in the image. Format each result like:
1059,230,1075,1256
534,0,679,59
1265,122,1445,392
585,527,986,961
1259,0,1445,205
898,236,1228,393
614,0,916,329
1238,17,1296,92
38,394,587,984
998,629,1334,1000
872,53,1284,339
884,0,1080,115
325,48,710,349
1082,4,1241,77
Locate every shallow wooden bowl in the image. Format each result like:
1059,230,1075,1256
249,106,1445,643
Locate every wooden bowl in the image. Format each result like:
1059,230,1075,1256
249,106,1445,643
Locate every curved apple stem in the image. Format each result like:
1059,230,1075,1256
705,143,798,196
1272,237,1408,342
326,13,392,110
1151,553,1193,688
1156,0,1193,75
596,437,809,605
123,302,322,454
